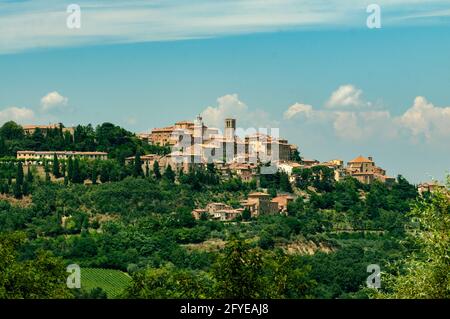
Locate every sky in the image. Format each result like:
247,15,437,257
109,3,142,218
1,0,450,183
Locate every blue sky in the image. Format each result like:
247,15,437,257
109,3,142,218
1,0,450,183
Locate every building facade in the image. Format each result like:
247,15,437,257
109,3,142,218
346,156,394,184
17,151,108,163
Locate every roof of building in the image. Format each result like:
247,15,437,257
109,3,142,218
278,161,302,168
271,195,294,205
349,155,373,163
23,124,61,129
248,192,270,197
302,158,319,163
151,126,175,133
125,154,159,160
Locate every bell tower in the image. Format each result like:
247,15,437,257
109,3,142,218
224,118,236,141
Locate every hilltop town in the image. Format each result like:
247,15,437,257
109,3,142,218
7,118,443,223
0,119,448,300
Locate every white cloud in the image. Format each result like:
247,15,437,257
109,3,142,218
201,94,276,129
0,106,35,125
333,110,395,141
283,103,313,119
326,84,365,108
40,91,68,111
1,0,450,54
398,96,450,140
284,85,450,143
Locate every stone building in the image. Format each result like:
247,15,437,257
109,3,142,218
144,118,298,172
346,156,394,184
241,192,279,217
191,202,243,221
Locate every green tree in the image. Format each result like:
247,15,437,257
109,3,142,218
133,151,143,177
291,148,302,163
164,165,175,183
279,171,292,193
26,165,33,184
16,161,24,186
213,239,312,298
124,264,214,298
22,181,30,196
0,232,71,299
0,138,7,157
52,154,60,178
376,183,450,298
213,239,267,298
145,162,150,178
44,159,51,182
153,160,161,179
258,231,275,250
67,157,74,181
13,182,22,199
72,157,82,183
242,208,251,221
0,121,24,140
61,160,66,177
91,163,98,184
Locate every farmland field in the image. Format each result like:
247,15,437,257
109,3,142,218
81,268,132,298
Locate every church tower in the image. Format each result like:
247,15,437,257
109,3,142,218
224,118,236,141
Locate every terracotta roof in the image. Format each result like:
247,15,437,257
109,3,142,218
271,195,293,205
151,126,175,133
349,155,373,163
248,192,269,197
23,124,60,129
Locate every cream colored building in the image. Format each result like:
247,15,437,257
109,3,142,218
17,151,108,163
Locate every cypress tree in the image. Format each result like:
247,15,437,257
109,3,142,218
3,183,10,194
26,165,33,183
100,165,110,183
16,161,24,186
61,161,66,177
91,164,98,184
0,138,6,157
13,182,22,199
52,153,60,178
22,181,30,196
44,159,50,182
73,157,81,183
164,164,175,183
68,157,74,181
133,151,143,177
145,162,150,178
153,160,161,179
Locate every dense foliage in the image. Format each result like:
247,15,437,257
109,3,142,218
0,121,447,299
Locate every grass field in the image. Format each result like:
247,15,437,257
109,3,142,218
81,268,132,298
